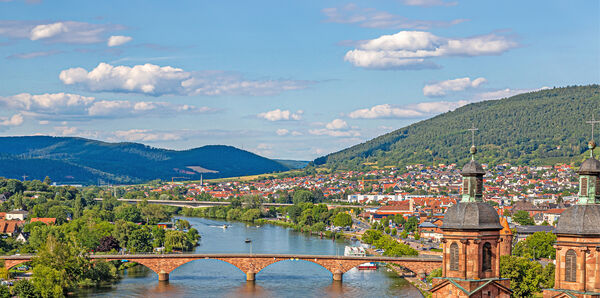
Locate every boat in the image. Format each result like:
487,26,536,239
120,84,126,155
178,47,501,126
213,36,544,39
245,238,252,243
357,262,377,270
222,224,228,229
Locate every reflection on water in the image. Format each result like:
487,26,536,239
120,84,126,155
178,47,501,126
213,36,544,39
82,217,423,298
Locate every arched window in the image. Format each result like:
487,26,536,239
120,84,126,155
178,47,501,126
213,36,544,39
449,242,459,271
565,249,577,282
482,242,492,271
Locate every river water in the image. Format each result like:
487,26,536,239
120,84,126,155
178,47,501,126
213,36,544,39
82,217,423,298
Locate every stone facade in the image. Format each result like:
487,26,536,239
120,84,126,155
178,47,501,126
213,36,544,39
543,234,600,298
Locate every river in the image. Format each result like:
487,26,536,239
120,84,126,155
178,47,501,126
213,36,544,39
81,217,423,298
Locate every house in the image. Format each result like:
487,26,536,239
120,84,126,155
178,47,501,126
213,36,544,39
16,232,29,243
30,218,57,225
0,220,25,236
418,221,443,242
6,210,28,221
157,222,175,230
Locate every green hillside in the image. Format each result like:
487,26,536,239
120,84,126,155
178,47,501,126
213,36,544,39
314,85,600,169
0,136,289,185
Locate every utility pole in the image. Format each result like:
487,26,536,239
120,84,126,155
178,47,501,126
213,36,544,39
21,174,28,182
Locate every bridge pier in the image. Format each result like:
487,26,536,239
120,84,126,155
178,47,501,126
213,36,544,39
332,270,343,282
246,271,256,281
158,271,169,282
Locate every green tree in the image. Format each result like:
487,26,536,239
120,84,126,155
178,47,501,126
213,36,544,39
404,217,419,232
513,231,556,259
12,279,39,298
333,213,352,227
32,265,65,298
127,227,153,253
114,204,142,223
512,210,535,225
500,255,551,297
292,190,314,205
0,285,9,298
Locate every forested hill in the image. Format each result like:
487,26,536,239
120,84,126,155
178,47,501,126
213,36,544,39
314,85,600,170
0,136,289,185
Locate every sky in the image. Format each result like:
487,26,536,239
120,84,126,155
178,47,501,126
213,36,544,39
0,0,598,160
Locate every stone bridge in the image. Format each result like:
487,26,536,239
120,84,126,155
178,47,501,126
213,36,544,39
2,253,441,282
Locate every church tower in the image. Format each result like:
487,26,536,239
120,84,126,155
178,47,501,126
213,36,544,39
430,127,512,297
544,117,600,298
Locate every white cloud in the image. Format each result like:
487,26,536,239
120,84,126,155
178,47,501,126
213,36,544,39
6,50,62,59
0,113,23,127
0,92,214,120
107,35,132,47
344,31,518,69
325,119,348,130
38,120,49,125
476,86,550,100
0,20,125,44
309,119,359,137
258,109,303,121
60,63,313,96
30,22,67,40
423,77,487,97
349,100,469,119
113,129,181,142
322,4,466,30
401,0,457,7
276,129,290,136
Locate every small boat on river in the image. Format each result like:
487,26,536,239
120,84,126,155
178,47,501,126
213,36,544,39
357,262,377,270
245,238,252,243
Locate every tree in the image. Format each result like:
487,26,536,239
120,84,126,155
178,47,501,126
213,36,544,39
114,204,142,223
241,209,261,222
333,213,352,227
0,285,9,298
176,219,191,230
96,236,120,252
127,227,153,253
12,279,38,298
292,190,314,205
43,176,52,185
513,231,556,259
404,217,419,232
500,255,553,297
512,210,535,225
32,265,65,298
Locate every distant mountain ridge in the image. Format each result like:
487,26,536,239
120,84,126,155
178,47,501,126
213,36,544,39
0,136,289,185
314,85,600,169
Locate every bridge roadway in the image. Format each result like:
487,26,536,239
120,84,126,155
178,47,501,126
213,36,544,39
2,253,442,282
94,198,368,209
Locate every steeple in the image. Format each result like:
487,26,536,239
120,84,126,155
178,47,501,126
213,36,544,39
461,125,485,202
577,114,600,204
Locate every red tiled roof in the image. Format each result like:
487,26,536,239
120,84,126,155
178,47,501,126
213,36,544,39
30,218,56,225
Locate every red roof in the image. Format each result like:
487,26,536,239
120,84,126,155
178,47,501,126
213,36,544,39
30,218,57,225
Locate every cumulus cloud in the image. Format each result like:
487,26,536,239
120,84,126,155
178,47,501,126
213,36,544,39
349,100,469,119
344,31,518,69
0,113,24,127
401,0,457,7
60,63,314,96
0,92,214,120
107,35,132,47
423,77,487,97
258,109,303,121
0,20,125,44
322,4,466,30
309,119,360,137
276,129,290,136
325,119,348,130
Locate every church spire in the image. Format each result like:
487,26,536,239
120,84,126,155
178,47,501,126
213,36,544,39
577,114,600,204
461,125,485,202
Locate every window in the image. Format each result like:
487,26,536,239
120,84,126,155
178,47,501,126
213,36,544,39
482,242,492,271
580,177,588,196
462,180,469,195
565,249,577,282
450,242,459,271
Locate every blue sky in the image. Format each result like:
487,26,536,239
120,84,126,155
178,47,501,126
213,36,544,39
0,0,598,160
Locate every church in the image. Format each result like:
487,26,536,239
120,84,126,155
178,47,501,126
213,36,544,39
431,120,600,297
